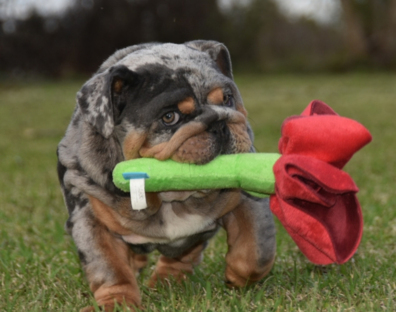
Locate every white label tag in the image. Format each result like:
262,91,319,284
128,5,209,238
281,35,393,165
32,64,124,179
129,178,147,210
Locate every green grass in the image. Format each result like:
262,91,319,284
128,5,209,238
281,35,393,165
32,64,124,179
0,73,395,311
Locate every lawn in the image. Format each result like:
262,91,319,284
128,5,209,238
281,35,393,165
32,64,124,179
0,73,395,311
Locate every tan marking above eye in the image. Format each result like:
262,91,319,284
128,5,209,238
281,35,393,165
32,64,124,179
177,97,195,114
113,78,124,93
207,87,224,105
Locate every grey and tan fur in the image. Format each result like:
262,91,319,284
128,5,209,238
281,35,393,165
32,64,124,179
57,40,276,311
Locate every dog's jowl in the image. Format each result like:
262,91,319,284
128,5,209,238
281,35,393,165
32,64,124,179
57,41,276,311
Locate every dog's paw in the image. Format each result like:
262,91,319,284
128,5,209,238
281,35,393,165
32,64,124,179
147,253,201,288
147,269,189,289
82,288,141,312
80,299,139,312
224,256,274,288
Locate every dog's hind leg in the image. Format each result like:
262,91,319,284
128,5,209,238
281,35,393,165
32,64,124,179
147,242,205,288
221,195,276,287
69,201,142,312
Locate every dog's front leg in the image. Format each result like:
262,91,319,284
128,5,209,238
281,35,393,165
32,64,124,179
221,196,276,287
70,202,142,312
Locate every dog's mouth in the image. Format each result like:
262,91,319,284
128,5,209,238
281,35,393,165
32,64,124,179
119,105,252,202
158,189,213,203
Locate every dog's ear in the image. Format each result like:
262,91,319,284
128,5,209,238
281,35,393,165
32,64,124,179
186,40,233,79
77,65,140,138
97,43,159,73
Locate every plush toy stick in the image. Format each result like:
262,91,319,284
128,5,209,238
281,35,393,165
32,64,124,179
113,153,281,198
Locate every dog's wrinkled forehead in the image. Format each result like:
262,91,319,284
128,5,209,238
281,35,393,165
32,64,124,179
117,43,228,93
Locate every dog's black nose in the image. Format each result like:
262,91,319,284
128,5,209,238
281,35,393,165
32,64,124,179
208,121,227,136
208,121,230,147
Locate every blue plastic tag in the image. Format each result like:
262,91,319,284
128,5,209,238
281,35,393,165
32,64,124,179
122,172,149,180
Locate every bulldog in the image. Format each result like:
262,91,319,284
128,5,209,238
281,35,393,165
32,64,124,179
57,40,276,311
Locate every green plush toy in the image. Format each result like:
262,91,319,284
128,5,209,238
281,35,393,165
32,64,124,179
111,100,373,265
113,153,281,198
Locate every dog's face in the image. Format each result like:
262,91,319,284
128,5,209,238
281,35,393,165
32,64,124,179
77,41,254,166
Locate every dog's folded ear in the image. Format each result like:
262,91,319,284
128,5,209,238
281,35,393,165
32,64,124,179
97,43,159,73
77,65,140,138
186,40,233,79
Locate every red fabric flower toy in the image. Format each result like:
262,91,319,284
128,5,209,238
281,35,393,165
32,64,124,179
270,100,372,264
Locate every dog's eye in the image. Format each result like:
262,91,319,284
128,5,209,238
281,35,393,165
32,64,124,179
223,95,235,107
162,112,180,126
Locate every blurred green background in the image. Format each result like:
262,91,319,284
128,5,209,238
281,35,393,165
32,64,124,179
2,0,396,76
1,1,396,311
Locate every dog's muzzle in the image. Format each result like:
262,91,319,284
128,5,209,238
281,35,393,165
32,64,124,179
139,105,247,162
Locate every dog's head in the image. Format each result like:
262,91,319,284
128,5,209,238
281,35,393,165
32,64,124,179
77,41,254,165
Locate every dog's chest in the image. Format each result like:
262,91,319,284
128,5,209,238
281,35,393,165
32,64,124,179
90,189,239,245
121,201,218,244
